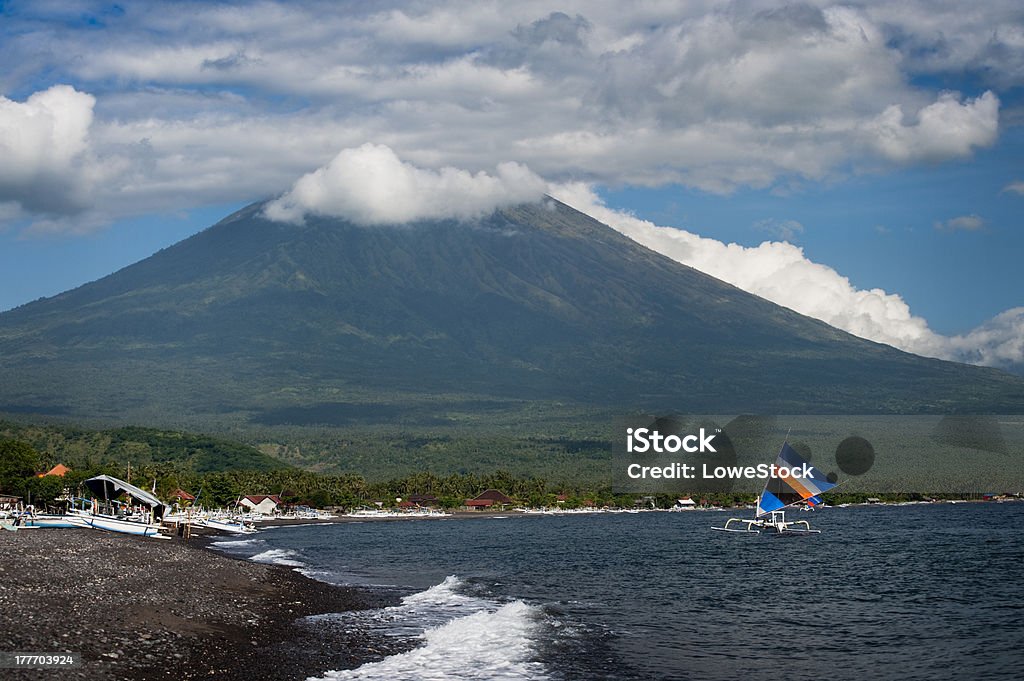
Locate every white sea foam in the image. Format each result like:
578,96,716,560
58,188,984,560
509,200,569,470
359,575,490,636
398,575,472,608
248,548,306,567
209,538,264,548
297,568,344,583
314,599,546,681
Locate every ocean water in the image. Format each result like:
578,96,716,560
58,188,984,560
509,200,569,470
210,504,1024,680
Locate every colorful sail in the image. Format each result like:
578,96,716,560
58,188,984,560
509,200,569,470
756,443,837,517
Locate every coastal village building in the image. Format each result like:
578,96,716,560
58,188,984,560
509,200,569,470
463,489,514,511
171,489,196,503
408,493,439,507
238,494,282,514
475,489,513,505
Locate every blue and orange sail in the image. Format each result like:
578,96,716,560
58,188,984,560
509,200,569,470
755,443,837,517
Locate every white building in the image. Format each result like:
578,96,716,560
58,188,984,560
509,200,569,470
238,494,282,514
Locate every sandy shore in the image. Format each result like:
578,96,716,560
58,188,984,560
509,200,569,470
0,529,405,681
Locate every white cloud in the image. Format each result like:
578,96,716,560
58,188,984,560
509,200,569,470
867,91,999,164
946,308,1024,367
550,182,1024,368
0,4,1018,368
264,144,547,225
0,85,95,213
934,214,986,232
865,2,1024,90
0,2,1013,232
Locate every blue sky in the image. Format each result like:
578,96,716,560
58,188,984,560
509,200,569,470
0,1,1022,366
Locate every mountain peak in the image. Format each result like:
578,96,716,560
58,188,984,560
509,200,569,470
1,198,1022,425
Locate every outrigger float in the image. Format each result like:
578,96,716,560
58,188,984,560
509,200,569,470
713,441,837,536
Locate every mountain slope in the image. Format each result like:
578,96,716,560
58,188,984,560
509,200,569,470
1,198,1022,425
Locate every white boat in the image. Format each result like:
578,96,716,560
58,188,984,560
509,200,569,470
71,509,165,537
23,513,90,529
1,513,41,531
1,519,28,531
74,475,169,539
346,508,401,518
713,440,837,535
200,517,258,534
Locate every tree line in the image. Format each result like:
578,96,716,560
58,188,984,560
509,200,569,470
0,437,661,509
3,436,946,512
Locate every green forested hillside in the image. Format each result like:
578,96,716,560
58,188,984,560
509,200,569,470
0,421,288,474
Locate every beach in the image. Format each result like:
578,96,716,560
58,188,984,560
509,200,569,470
0,529,404,681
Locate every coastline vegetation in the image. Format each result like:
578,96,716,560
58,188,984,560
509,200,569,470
0,420,997,512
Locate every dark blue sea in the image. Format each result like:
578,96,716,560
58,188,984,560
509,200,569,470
211,504,1024,680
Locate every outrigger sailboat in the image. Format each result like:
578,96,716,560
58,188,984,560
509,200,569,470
713,441,837,535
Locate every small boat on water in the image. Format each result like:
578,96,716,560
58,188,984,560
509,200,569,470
713,440,837,536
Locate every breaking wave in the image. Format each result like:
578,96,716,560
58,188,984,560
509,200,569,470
312,576,548,680
247,548,306,567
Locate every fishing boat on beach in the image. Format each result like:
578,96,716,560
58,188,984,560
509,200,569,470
22,511,90,529
200,517,259,534
68,475,168,538
713,441,837,535
0,514,40,531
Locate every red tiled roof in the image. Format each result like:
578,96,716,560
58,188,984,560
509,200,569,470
473,489,512,504
242,495,282,505
464,499,494,507
172,489,196,501
37,463,71,478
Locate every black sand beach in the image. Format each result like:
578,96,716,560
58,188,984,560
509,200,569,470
0,529,404,681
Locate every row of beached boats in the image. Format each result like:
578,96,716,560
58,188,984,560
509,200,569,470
345,507,450,519
3,475,169,537
2,474,270,539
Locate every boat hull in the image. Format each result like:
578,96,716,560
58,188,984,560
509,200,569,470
74,512,165,537
24,514,89,529
201,518,258,534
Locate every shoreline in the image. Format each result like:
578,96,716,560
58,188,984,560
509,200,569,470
0,529,406,681
241,497,1021,529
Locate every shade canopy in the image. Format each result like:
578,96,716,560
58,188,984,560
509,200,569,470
84,475,165,510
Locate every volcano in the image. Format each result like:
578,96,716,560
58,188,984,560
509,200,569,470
1,197,1021,426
